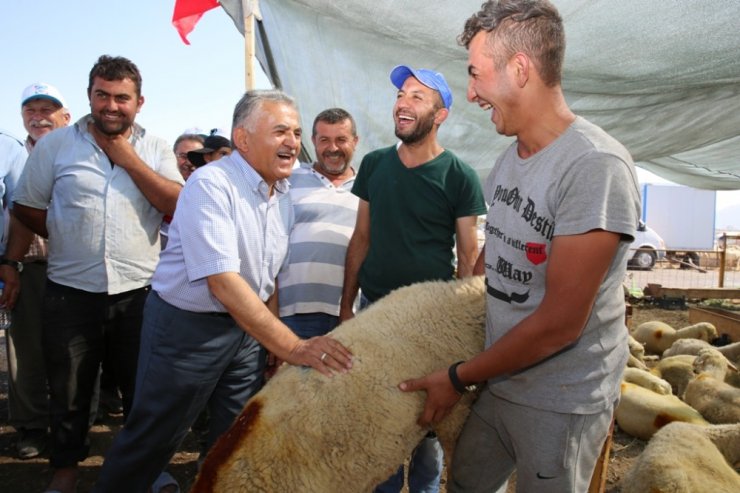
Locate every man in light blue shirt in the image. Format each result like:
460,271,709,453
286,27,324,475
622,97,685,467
0,82,70,462
0,131,26,247
9,56,184,493
95,89,353,493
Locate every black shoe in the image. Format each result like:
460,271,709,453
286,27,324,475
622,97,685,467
17,428,47,459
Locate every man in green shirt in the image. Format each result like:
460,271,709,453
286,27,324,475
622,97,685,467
340,65,486,493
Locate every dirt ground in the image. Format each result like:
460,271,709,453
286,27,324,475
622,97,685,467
0,303,691,493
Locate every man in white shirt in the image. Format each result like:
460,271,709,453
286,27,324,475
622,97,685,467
8,55,183,493
1,82,70,460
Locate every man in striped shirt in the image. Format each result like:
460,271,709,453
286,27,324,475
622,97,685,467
278,108,360,338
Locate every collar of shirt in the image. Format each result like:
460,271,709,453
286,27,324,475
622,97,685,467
231,150,291,197
303,162,355,190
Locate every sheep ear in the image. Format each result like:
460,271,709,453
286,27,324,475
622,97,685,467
728,361,739,373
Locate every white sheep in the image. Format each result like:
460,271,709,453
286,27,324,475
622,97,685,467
683,348,740,424
622,367,672,395
190,277,486,493
621,422,740,493
615,382,708,440
650,354,699,397
631,321,718,355
626,335,648,370
663,338,740,361
663,339,740,388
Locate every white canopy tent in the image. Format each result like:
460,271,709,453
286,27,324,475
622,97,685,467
220,0,740,190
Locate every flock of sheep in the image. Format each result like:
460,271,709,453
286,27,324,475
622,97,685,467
618,320,740,492
184,277,739,492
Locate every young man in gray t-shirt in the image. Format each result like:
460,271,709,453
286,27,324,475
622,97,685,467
399,2,641,492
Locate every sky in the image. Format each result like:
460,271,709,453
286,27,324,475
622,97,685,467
1,1,738,228
0,0,270,145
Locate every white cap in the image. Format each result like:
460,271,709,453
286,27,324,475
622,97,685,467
21,82,67,108
181,126,206,136
209,127,229,138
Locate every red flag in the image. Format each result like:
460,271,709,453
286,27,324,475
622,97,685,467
172,0,221,45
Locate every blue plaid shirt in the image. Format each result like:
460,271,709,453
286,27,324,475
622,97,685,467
153,151,293,312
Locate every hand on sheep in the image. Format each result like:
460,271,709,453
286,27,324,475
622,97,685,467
400,368,461,426
287,336,354,377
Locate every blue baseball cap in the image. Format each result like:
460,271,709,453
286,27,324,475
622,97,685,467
390,65,453,109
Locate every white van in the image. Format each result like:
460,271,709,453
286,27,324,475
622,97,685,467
628,221,666,270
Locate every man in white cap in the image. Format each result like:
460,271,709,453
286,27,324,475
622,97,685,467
20,82,71,152
340,65,487,493
0,83,71,460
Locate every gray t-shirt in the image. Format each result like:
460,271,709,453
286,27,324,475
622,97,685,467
482,116,640,414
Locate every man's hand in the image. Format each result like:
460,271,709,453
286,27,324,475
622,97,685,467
285,336,354,377
0,265,21,309
400,368,462,427
91,127,140,169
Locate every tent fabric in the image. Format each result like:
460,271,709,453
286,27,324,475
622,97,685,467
220,0,740,190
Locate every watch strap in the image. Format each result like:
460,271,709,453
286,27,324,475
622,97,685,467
448,360,470,394
0,258,23,271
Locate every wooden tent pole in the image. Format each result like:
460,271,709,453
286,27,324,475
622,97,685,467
242,0,258,90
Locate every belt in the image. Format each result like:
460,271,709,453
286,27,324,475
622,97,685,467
206,311,232,318
22,259,48,265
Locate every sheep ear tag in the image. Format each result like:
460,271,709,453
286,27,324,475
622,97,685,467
525,242,547,265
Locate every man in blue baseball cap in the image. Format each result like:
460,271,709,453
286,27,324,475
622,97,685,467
339,65,486,493
390,65,453,109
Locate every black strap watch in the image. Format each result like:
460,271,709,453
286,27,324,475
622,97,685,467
448,361,478,394
0,258,24,273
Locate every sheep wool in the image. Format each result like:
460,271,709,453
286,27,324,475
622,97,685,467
650,354,698,397
190,276,486,493
622,367,672,395
615,382,708,440
631,321,718,355
682,348,740,425
662,339,740,388
621,422,740,493
662,338,740,360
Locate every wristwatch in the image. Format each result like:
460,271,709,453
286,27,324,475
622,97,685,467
448,361,478,394
0,258,24,273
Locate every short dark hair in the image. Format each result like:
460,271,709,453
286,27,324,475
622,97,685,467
88,55,143,97
459,0,565,87
311,108,357,138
